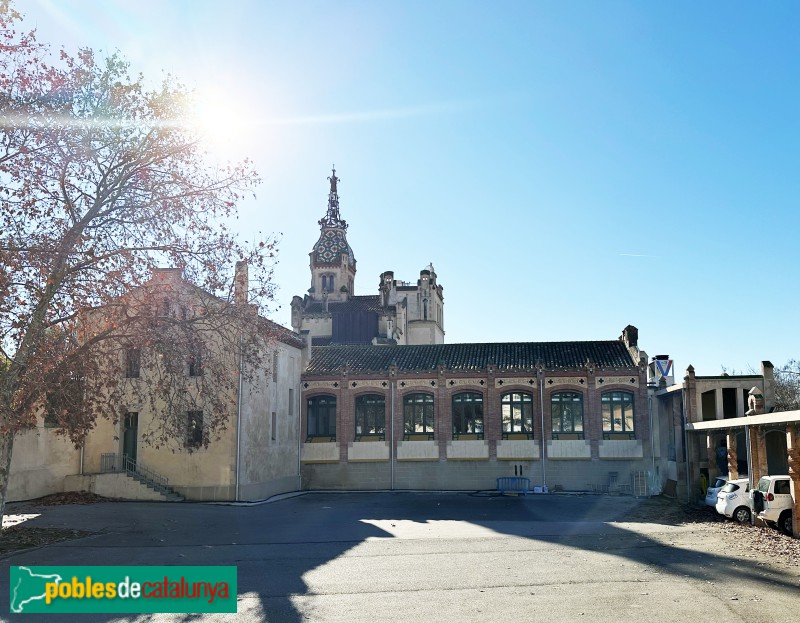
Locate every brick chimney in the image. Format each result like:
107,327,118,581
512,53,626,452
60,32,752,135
234,261,248,305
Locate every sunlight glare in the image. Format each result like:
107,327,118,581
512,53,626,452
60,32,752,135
190,87,257,157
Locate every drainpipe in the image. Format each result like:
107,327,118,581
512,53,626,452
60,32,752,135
538,367,546,491
297,377,302,490
235,338,243,502
745,424,754,525
79,443,84,476
390,379,395,491
682,387,690,504
649,393,656,491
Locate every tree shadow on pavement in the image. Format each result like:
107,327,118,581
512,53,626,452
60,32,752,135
0,492,797,622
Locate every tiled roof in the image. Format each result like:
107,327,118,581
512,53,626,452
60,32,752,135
303,295,389,315
306,341,637,375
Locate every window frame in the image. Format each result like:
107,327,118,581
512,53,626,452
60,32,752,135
125,346,141,379
355,394,386,440
187,410,204,449
452,391,484,439
551,391,585,440
601,390,636,439
501,391,534,439
403,392,435,440
306,395,336,441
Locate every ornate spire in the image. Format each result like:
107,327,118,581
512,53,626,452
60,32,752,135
319,165,348,230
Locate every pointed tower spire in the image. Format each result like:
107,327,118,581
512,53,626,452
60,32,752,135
319,165,347,230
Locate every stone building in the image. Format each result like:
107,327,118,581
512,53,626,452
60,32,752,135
7,265,304,503
291,168,444,346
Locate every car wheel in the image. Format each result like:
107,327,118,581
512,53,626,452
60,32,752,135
779,511,793,535
733,506,751,524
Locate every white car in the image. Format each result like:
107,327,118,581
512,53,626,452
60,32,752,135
715,478,751,523
752,475,794,534
705,475,729,508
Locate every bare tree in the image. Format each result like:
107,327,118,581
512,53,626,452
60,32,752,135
774,360,800,412
0,3,278,519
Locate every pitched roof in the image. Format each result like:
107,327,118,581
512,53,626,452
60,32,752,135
303,295,389,315
305,341,637,375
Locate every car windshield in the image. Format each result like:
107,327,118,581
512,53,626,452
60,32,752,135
757,477,770,493
711,478,726,489
720,483,739,493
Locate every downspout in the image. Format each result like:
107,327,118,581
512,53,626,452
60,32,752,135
79,443,84,476
539,367,546,491
682,387,690,504
649,392,656,490
390,379,395,491
297,377,302,490
235,337,243,502
745,423,754,525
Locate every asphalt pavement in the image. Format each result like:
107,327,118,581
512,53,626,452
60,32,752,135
1,492,798,623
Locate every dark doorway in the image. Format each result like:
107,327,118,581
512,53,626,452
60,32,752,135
123,412,138,467
722,388,737,418
736,430,747,475
765,428,788,475
701,390,716,421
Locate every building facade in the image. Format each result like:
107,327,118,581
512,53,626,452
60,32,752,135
8,265,304,503
291,168,444,346
300,326,653,492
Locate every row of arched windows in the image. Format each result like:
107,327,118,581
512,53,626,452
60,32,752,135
306,390,636,441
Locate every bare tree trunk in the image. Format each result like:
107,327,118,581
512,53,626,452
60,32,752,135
0,429,16,522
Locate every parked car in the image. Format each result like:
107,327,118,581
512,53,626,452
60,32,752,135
752,475,794,534
715,478,751,523
705,475,729,508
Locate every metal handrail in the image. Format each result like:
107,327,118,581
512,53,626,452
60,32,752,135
100,453,169,489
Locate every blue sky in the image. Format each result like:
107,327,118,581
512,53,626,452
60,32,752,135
21,1,800,375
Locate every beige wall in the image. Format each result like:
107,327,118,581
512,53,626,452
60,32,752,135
7,426,80,502
238,341,302,499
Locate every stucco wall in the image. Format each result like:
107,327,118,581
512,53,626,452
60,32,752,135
7,427,80,502
302,458,653,492
238,341,302,499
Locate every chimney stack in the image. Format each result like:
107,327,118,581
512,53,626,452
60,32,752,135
234,261,248,305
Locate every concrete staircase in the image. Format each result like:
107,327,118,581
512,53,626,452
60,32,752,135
125,470,184,502
100,453,184,502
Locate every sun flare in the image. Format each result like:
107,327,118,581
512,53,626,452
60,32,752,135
189,88,256,156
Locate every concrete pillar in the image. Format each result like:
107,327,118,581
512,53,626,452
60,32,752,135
787,424,799,538
707,434,717,481
715,388,724,420
736,390,745,418
726,430,738,479
754,428,769,482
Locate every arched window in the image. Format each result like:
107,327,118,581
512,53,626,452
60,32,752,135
307,395,336,440
452,392,483,439
328,274,334,292
601,391,635,439
403,393,434,440
551,392,584,439
321,275,327,291
501,392,533,439
355,394,385,439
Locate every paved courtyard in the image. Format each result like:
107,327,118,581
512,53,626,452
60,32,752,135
1,492,798,622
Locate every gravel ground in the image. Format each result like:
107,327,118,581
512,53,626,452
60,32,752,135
624,495,800,567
